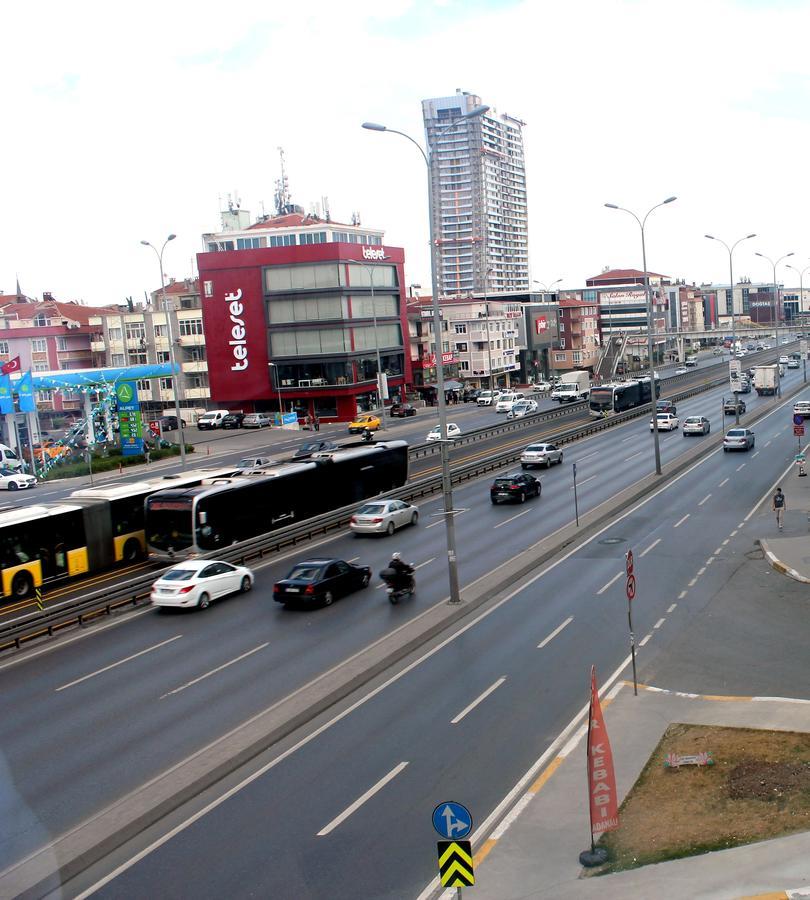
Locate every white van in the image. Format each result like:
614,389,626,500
477,390,502,407
196,409,231,430
0,444,23,471
495,392,525,413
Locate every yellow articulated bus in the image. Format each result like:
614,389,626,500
0,467,236,603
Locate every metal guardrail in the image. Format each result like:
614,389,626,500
0,351,785,653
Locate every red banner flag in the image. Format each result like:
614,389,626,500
587,666,619,836
0,356,20,375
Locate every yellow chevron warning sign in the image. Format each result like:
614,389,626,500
437,840,474,887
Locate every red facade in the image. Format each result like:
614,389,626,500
197,243,411,420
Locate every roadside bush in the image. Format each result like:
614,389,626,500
37,444,192,480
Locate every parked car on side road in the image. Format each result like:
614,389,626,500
221,413,246,429
157,415,186,431
242,413,273,428
197,410,230,430
150,560,254,610
273,558,371,606
350,499,419,536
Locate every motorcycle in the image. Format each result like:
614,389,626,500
379,566,415,604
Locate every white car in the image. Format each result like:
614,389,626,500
520,442,563,468
150,560,254,610
507,400,539,419
495,392,524,413
794,401,810,419
234,456,274,471
650,413,679,431
476,390,502,407
788,358,800,369
0,469,36,490
779,356,790,364
426,423,461,441
674,366,689,376
682,416,711,436
350,499,419,536
532,381,552,392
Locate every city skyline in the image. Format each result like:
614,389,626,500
4,0,810,306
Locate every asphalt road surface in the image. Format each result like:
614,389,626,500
73,368,810,900
1,356,807,891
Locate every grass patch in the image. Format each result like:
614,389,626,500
590,723,810,875
38,444,192,480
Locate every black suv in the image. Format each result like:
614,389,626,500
490,472,541,504
221,413,245,429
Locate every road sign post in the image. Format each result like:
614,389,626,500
572,462,579,527
432,803,474,894
625,549,638,696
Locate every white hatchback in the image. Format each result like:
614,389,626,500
426,423,461,441
150,560,254,610
650,413,679,431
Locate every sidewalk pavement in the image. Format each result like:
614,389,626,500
761,463,810,584
457,683,810,900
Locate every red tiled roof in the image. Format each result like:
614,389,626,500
246,212,352,231
0,300,118,324
587,268,666,282
161,279,199,295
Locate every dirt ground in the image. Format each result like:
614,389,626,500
592,722,810,874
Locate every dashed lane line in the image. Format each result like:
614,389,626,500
537,616,574,649
654,617,665,629
375,557,436,589
624,450,644,462
752,450,760,458
640,538,661,557
160,643,269,699
494,508,532,530
677,590,687,600
596,572,622,595
667,603,677,613
570,475,597,489
316,762,409,836
674,514,690,528
698,493,712,506
736,463,746,471
451,677,507,724
718,477,729,487
56,635,183,692
639,634,653,647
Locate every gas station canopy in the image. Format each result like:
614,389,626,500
23,364,177,391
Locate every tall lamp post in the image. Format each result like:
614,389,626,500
705,233,756,425
755,250,794,397
345,257,389,429
268,362,284,422
605,197,677,476
363,103,489,604
786,262,810,384
140,235,186,469
533,278,562,294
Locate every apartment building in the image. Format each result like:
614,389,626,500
548,292,600,374
422,90,529,297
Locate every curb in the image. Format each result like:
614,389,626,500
2,384,805,898
759,540,810,584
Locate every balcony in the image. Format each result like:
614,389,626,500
90,340,107,352
183,387,211,400
181,360,208,373
178,334,205,347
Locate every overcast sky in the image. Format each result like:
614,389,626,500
4,0,810,306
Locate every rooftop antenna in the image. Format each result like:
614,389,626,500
274,147,291,215
322,196,331,222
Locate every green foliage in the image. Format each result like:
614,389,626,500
37,444,191,480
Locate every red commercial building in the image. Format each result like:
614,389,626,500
197,243,411,422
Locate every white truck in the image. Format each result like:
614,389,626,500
753,365,779,396
550,371,591,403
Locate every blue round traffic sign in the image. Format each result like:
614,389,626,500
432,801,472,839
794,414,805,426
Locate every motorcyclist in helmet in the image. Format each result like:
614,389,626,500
386,551,414,589
361,427,374,443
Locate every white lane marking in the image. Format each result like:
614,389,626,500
537,616,574,649
347,557,359,563
678,590,687,599
451,677,507,724
316,761,409,836
494,508,532,530
654,617,665,629
697,566,706,576
87,398,802,899
579,451,599,461
640,538,661,557
722,538,730,546
56,635,183,692
621,435,635,443
376,557,435,589
698,493,712,506
718,478,729,487
667,603,677,613
688,577,698,587
425,509,469,529
624,450,644,462
736,463,746,471
639,634,653,647
744,456,802,523
597,571,622,595
738,521,745,528
706,557,715,565
752,451,760,458
160,643,269,699
570,475,597,489
674,514,690,528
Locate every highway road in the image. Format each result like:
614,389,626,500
72,361,810,899
0,355,806,885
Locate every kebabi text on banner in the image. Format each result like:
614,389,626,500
587,665,619,835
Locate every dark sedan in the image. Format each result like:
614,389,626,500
389,403,417,418
292,440,339,459
273,558,372,606
158,415,187,431
490,472,541,504
221,413,245,429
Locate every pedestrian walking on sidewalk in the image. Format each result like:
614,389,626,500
772,487,786,530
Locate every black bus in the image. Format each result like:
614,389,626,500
145,441,409,560
589,377,659,417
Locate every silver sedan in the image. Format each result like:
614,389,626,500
520,442,563,469
350,499,419,536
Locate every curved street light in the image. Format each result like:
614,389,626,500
604,197,677,476
362,103,489,604
786,262,810,385
533,278,562,293
140,235,186,468
705,233,756,424
755,250,794,397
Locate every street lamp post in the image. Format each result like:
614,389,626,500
755,250,794,397
363,103,489,604
705,233,756,425
533,278,562,294
268,362,284,422
787,262,810,384
140,235,186,469
605,197,677,476
345,257,389,429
